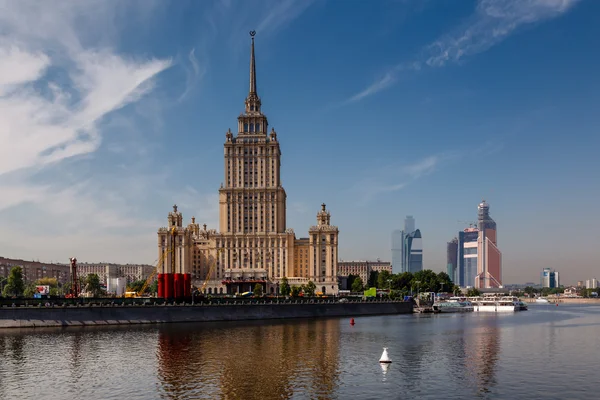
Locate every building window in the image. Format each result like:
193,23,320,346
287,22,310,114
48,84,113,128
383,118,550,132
244,123,248,132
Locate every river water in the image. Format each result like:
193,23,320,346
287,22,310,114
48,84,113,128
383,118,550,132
1,303,599,399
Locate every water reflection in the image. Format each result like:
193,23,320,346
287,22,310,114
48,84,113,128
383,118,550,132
465,316,501,395
156,319,341,399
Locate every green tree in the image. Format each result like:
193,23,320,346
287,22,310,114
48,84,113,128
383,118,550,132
466,288,481,297
377,270,392,290
351,277,364,293
280,277,291,296
35,277,58,287
290,285,301,297
436,272,453,292
127,280,146,293
85,274,103,297
3,266,25,297
253,283,263,297
453,285,462,296
304,281,316,297
393,272,413,292
24,284,37,297
367,271,379,288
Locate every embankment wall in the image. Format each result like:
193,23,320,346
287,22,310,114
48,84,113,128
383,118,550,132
0,301,412,329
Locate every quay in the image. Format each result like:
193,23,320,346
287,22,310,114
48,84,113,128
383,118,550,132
0,299,413,329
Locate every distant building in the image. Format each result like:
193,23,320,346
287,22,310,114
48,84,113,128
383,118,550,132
541,268,560,288
457,228,479,287
446,238,458,282
404,216,415,235
390,216,422,274
77,263,155,285
0,257,70,284
585,278,598,289
338,260,392,288
475,200,502,289
391,230,404,274
577,281,584,287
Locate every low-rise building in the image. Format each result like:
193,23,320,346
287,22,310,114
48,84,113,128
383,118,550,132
337,260,392,286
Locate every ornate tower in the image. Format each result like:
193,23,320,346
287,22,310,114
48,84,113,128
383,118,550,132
219,31,287,234
309,204,339,293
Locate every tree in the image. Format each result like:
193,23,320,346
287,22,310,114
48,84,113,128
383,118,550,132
347,274,359,291
253,283,263,297
351,277,364,293
85,274,102,297
367,271,379,288
436,272,453,292
35,277,58,287
290,285,301,297
280,277,291,296
149,279,158,295
304,281,316,297
453,285,462,296
3,266,25,297
466,288,481,297
393,272,413,292
377,270,392,290
24,284,37,297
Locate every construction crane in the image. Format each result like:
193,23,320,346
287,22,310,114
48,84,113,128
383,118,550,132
200,248,224,294
125,249,172,298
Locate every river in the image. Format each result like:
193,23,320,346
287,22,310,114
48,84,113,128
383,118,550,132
1,303,599,399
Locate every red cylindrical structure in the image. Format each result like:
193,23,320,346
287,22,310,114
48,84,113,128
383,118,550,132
183,273,191,298
174,273,182,300
158,274,165,298
165,274,174,299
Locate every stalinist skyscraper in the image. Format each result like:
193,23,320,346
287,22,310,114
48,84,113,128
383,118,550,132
157,32,339,295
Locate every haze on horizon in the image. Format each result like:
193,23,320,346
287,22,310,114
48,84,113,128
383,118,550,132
0,0,598,284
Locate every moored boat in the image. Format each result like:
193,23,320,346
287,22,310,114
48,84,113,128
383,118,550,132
432,297,474,313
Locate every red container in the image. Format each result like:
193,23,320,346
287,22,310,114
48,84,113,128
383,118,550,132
173,273,182,300
165,274,174,299
183,273,191,298
158,274,165,298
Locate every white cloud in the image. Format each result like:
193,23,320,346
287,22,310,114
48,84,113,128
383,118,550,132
346,0,580,102
0,1,172,264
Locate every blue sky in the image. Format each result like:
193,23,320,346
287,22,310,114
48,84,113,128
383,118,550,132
0,0,598,284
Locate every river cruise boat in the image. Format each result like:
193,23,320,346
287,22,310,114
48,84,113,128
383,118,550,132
432,297,474,313
468,296,520,312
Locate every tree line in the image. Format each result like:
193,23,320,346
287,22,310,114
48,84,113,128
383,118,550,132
347,269,457,297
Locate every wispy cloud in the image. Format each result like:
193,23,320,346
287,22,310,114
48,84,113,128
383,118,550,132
346,0,581,103
350,155,442,205
177,48,205,102
257,0,316,35
0,0,173,263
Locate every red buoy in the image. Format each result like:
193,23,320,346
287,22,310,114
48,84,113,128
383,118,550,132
350,318,355,325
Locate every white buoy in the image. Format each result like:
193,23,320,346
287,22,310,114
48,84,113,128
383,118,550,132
379,347,392,363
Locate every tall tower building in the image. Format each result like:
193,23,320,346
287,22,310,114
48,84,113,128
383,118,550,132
157,32,339,295
404,216,415,234
447,238,458,283
475,200,502,289
391,230,404,274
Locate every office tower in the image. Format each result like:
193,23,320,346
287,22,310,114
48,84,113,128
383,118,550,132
404,216,415,235
475,200,502,289
541,268,560,288
457,228,479,287
447,238,458,283
391,230,404,274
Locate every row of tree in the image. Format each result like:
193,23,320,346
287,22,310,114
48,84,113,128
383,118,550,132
347,269,457,296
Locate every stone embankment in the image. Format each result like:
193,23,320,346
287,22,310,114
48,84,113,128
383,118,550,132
0,300,413,329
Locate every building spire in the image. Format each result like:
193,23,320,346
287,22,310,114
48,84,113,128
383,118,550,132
249,30,257,96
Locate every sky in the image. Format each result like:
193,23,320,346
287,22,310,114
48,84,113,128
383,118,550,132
0,0,598,284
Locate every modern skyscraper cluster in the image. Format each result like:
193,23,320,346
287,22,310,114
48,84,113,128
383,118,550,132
448,200,502,288
391,216,423,274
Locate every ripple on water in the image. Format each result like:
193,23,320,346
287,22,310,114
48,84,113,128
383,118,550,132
1,307,600,399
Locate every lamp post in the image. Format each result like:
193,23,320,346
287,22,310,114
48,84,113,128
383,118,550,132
388,279,392,299
276,282,280,303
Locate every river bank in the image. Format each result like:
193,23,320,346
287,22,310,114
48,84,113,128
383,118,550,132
523,297,600,304
0,300,413,329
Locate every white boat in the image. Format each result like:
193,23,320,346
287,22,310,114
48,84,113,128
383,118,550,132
535,297,550,303
469,296,520,312
432,297,474,313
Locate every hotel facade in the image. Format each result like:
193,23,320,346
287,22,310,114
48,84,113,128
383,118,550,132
156,33,339,295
